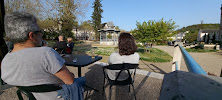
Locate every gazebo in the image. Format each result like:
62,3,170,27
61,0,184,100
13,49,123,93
99,29,120,45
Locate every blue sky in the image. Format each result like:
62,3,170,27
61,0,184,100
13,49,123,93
84,0,222,31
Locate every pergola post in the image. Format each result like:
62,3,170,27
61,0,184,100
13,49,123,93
106,31,107,41
114,31,115,44
100,31,101,41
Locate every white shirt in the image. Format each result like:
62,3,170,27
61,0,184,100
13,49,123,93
107,52,140,80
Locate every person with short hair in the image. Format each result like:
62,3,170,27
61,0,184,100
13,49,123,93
1,12,83,100
107,33,140,80
53,35,67,54
67,37,75,54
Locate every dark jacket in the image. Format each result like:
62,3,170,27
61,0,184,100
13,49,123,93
52,41,67,54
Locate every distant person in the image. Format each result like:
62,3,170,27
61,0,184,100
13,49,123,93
67,37,75,54
52,35,67,54
1,12,85,100
108,32,140,80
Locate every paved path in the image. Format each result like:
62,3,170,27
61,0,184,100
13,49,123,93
154,45,222,76
0,63,163,100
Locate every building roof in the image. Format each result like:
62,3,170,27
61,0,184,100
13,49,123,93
98,29,120,32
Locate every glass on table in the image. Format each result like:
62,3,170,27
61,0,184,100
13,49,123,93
73,58,77,62
90,49,96,58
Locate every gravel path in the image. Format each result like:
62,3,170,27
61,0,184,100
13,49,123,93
153,45,222,76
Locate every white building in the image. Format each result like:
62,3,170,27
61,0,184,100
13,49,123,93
72,28,95,40
197,29,220,42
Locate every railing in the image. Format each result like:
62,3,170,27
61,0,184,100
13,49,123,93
172,43,207,75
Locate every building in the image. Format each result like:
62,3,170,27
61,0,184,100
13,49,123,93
168,31,187,42
197,29,220,43
98,22,120,45
72,28,95,40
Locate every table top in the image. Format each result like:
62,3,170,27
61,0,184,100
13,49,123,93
62,54,102,67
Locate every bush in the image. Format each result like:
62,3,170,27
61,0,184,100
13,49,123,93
137,44,144,47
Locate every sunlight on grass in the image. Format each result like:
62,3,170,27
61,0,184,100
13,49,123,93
137,48,172,62
74,46,172,62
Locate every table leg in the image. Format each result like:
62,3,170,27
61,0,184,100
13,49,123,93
78,67,81,77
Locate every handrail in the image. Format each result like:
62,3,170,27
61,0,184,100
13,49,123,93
175,61,178,71
178,45,207,75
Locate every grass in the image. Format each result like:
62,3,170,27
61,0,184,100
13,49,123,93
185,46,218,52
74,46,172,62
46,40,172,62
137,48,172,62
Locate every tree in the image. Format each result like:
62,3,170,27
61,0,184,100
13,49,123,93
203,33,207,43
207,34,210,44
80,20,93,40
184,30,198,43
132,18,178,44
212,33,216,44
91,0,103,40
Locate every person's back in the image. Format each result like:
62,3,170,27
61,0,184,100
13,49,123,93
1,47,63,86
53,35,67,54
1,12,78,100
67,37,74,54
53,41,67,54
108,33,139,80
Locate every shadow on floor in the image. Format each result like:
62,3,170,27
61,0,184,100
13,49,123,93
83,64,156,100
140,60,167,74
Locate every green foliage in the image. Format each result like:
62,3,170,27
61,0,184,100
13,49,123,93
136,44,144,47
207,34,210,44
178,24,219,43
184,30,198,43
91,0,103,40
58,0,78,37
185,46,218,52
212,33,216,44
107,34,112,39
203,33,207,43
132,18,178,44
74,46,172,62
178,24,219,32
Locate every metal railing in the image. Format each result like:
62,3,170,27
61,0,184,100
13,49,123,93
172,43,207,75
178,45,207,75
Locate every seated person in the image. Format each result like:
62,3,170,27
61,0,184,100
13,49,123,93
67,37,75,54
1,12,84,100
53,35,67,54
108,33,140,80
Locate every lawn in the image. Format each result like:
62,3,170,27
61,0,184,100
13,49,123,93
137,47,172,62
46,40,172,62
185,46,218,52
73,46,172,62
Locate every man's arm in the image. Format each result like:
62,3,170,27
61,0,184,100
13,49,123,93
55,65,75,85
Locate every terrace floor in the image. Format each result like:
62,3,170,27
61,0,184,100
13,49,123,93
0,62,164,100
